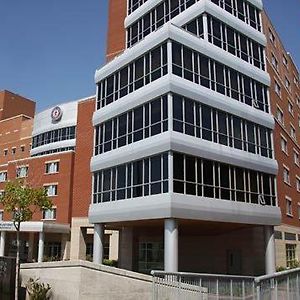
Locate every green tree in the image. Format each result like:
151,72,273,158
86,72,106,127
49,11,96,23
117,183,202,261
0,179,53,300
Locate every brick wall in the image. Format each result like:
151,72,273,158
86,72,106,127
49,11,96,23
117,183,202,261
72,98,96,217
263,12,300,227
0,90,35,120
0,152,75,224
0,94,96,225
106,0,127,61
0,115,33,165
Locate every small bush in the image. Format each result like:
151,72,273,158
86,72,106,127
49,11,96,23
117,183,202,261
103,259,118,267
43,255,61,262
276,266,287,272
26,278,51,300
288,260,300,269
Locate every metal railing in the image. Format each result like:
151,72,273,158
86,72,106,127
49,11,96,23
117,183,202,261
152,268,300,300
255,268,300,300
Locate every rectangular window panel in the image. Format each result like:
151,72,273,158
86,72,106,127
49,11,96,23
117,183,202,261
171,152,276,207
95,96,168,155
171,43,269,113
203,160,214,197
97,43,167,109
186,155,196,195
184,98,194,136
202,106,212,141
151,155,162,194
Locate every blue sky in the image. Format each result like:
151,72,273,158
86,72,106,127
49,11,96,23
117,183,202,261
0,0,299,111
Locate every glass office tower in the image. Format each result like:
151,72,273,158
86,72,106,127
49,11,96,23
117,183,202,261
89,0,281,275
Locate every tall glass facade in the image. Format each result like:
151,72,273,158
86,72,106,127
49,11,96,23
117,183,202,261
92,0,275,208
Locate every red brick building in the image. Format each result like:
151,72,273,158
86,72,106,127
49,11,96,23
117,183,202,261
262,12,300,268
0,1,298,271
0,91,118,262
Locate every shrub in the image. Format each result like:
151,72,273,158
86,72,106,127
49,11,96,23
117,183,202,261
289,260,300,269
43,255,61,262
103,259,118,267
276,266,287,272
26,278,51,300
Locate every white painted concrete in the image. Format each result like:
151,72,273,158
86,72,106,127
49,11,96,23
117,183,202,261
265,225,276,274
30,139,76,156
93,223,104,264
32,101,78,136
91,132,277,175
95,23,269,86
0,231,6,256
38,232,44,263
89,193,281,226
125,0,263,29
21,260,152,300
164,219,178,272
93,75,274,130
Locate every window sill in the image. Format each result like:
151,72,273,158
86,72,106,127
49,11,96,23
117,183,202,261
284,181,291,187
277,120,284,127
44,172,59,175
286,213,293,218
282,151,289,156
41,219,56,221
275,92,281,99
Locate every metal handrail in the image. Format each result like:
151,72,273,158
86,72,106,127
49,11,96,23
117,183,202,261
152,269,300,300
151,270,255,280
255,267,300,282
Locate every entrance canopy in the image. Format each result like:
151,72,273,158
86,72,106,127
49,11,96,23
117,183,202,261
0,221,70,234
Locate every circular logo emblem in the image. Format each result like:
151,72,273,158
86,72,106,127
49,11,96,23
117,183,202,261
51,106,63,122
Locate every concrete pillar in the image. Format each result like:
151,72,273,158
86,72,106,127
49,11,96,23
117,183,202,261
119,227,133,270
203,13,208,41
167,40,173,74
61,234,70,260
0,231,6,256
93,223,104,264
38,232,44,263
265,225,276,274
164,219,178,272
108,231,119,261
70,226,87,260
27,232,35,262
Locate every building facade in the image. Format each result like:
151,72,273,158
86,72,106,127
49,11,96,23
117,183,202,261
0,0,298,275
90,0,282,275
0,92,118,263
262,13,300,269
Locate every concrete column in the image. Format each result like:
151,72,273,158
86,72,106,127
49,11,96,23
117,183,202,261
203,13,208,41
119,227,133,270
0,231,6,256
93,223,104,264
109,231,119,261
38,232,44,263
164,219,178,272
70,225,87,260
264,225,276,274
61,234,70,260
27,232,35,262
167,40,173,74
